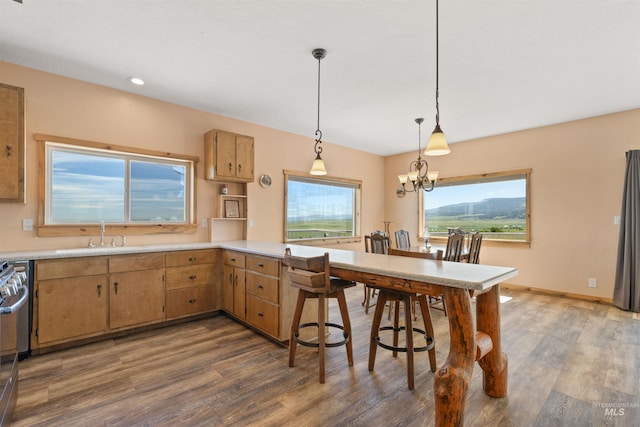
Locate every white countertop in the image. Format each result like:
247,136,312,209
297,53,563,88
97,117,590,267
0,240,518,291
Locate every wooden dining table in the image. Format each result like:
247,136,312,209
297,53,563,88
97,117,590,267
220,241,518,427
394,244,469,261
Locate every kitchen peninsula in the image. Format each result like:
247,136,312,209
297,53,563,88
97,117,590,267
1,240,517,426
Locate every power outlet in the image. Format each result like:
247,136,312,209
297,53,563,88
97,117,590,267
22,218,33,231
200,219,208,228
588,278,597,288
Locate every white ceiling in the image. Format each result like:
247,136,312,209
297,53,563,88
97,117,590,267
1,0,639,156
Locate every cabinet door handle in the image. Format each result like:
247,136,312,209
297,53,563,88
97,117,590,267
189,257,197,262
97,284,102,296
258,284,264,289
188,299,196,304
228,162,233,171
189,275,197,280
258,263,264,268
114,282,118,295
5,144,12,158
238,163,242,172
230,257,236,262
258,312,264,317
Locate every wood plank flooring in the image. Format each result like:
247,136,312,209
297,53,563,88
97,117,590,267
11,286,640,426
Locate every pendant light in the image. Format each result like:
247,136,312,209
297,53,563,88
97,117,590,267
425,0,451,156
309,48,328,175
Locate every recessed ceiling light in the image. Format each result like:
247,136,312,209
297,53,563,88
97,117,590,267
128,77,144,86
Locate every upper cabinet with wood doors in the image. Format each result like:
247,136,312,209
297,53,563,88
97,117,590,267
204,128,254,183
0,83,25,202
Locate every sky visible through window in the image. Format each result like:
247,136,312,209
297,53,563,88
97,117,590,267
425,180,525,209
50,149,186,223
287,180,353,219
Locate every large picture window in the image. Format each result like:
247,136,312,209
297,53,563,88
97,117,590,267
421,169,531,243
284,170,361,243
37,134,198,236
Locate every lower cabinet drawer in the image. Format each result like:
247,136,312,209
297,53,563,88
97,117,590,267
245,271,278,304
166,264,216,289
246,294,279,338
166,286,216,319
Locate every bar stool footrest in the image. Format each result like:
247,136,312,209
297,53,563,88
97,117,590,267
294,322,350,348
374,325,435,353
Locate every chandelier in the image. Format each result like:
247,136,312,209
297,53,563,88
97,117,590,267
397,118,439,197
309,48,328,176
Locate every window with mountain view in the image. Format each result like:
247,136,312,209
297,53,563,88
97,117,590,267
284,170,361,242
422,169,531,242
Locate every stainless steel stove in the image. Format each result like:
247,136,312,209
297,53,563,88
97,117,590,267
0,261,29,426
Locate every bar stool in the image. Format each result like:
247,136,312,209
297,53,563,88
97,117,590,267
368,287,436,390
283,249,356,384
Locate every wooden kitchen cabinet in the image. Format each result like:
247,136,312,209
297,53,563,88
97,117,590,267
204,129,254,182
34,257,108,346
109,252,165,330
165,249,218,319
31,249,222,353
245,255,280,338
0,83,25,203
222,251,246,320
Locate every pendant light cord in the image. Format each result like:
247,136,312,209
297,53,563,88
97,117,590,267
315,53,323,150
435,0,441,127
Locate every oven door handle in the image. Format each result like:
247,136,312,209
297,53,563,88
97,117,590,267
0,286,29,315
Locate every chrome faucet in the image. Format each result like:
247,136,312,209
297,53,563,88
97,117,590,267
99,220,105,247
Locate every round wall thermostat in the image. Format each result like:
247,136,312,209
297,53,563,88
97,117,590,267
259,174,272,188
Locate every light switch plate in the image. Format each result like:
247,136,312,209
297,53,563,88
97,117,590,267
22,218,33,231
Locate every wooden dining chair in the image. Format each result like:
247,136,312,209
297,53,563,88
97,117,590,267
363,233,390,313
283,249,356,384
467,232,483,264
368,247,438,389
394,229,411,249
428,232,467,316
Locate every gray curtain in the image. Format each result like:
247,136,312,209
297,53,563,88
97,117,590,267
613,150,640,312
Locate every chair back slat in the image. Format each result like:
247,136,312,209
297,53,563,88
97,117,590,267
444,233,465,262
467,232,483,264
394,230,411,249
283,251,331,291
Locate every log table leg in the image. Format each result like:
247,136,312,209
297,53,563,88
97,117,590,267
476,285,508,397
434,287,475,426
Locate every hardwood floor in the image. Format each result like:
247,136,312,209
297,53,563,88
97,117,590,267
12,286,640,426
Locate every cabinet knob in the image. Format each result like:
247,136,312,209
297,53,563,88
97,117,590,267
258,284,264,289
258,263,264,268
258,312,264,317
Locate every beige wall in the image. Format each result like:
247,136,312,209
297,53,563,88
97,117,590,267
3,61,638,300
385,109,640,300
0,61,384,253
